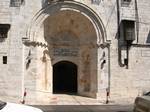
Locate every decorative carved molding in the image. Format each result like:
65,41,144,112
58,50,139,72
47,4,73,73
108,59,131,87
26,0,107,45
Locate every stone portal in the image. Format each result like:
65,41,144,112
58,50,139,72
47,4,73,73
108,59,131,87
24,1,107,102
43,10,98,97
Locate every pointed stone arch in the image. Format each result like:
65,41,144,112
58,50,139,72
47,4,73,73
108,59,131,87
26,0,107,45
23,0,110,99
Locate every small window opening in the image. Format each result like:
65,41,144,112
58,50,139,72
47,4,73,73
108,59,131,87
123,20,135,42
3,56,7,64
10,0,24,7
121,0,131,6
91,0,101,5
0,24,10,38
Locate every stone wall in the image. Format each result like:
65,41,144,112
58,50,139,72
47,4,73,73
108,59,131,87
0,0,150,104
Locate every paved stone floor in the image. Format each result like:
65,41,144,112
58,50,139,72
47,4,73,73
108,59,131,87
47,94,104,105
32,94,133,112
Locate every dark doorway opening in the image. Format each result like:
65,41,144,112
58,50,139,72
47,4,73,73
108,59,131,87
53,61,77,94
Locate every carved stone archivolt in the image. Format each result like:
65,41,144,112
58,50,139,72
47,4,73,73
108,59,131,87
26,0,107,45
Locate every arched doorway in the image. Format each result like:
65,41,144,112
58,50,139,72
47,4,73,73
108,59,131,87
53,61,77,94
25,0,108,98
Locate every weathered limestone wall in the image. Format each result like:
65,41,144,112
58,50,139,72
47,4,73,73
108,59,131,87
0,0,23,102
109,0,150,103
0,0,150,104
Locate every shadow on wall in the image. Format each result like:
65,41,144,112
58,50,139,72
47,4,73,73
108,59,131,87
146,31,150,43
